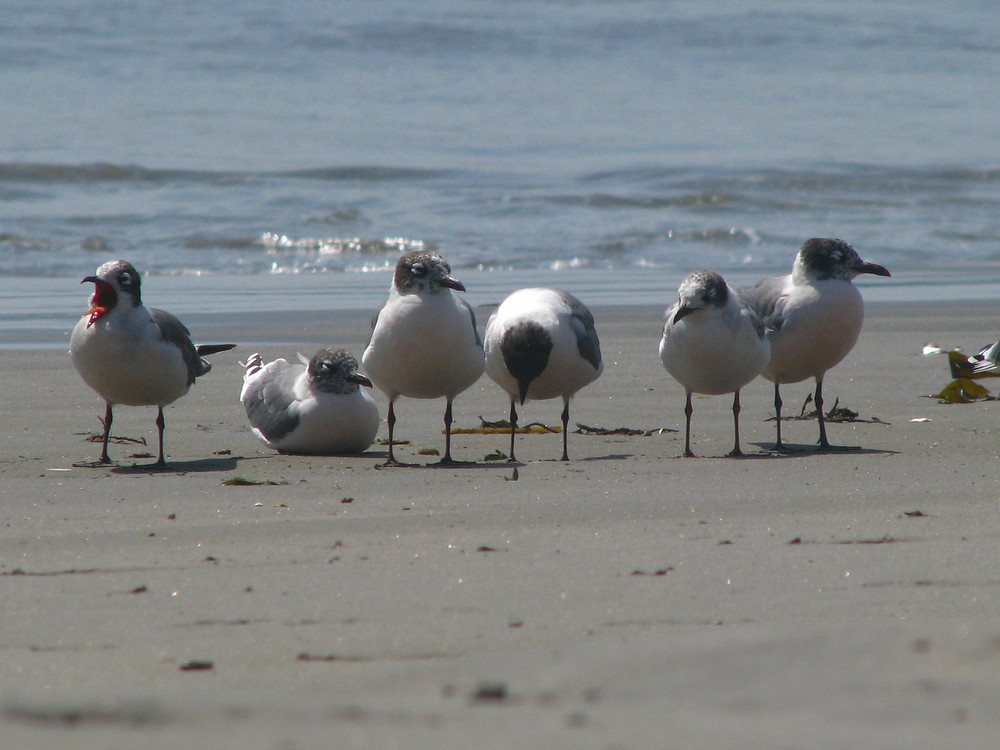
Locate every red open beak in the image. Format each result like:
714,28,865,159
81,276,117,328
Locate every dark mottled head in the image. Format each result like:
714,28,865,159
796,238,891,281
393,250,465,295
501,321,553,404
671,270,729,324
307,348,372,394
80,259,142,326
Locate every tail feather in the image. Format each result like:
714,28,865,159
970,359,1000,376
242,352,265,380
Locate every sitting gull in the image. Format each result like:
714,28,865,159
241,348,379,455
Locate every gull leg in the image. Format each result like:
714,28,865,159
435,398,470,466
387,400,397,463
442,398,455,463
813,378,859,452
773,381,785,450
508,400,518,463
682,391,695,457
727,390,744,457
770,381,802,453
379,399,412,467
99,402,114,464
560,398,570,462
154,407,167,467
814,378,828,449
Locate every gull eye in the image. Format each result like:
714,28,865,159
410,263,427,277
119,271,134,288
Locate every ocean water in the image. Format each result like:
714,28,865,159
2,0,1000,341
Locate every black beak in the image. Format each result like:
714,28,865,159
438,275,467,292
349,372,374,388
858,261,890,277
673,304,696,324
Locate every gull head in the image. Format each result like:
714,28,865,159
393,250,466,295
796,238,891,281
309,348,372,394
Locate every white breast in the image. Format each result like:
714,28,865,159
70,306,191,407
764,280,864,384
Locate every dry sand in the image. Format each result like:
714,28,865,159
2,299,1000,749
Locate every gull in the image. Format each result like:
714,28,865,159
484,287,603,462
948,338,1000,379
241,348,380,455
745,238,890,451
659,270,770,457
70,260,235,466
362,250,485,466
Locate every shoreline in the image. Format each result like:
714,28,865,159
2,299,1000,748
5,266,1000,350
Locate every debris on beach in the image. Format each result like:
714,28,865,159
770,396,889,424
928,378,995,404
470,681,509,704
83,432,147,447
221,476,288,486
574,423,673,436
178,660,214,671
923,340,999,403
451,417,560,435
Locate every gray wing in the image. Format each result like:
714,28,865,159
558,290,601,370
458,296,482,348
742,275,788,333
150,307,205,385
662,295,682,333
242,360,306,442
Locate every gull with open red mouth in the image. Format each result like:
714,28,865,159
70,259,234,466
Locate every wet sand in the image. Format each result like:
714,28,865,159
2,299,1000,749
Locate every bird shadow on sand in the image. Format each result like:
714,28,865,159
746,443,899,457
373,459,508,470
108,456,241,474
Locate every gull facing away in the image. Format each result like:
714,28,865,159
361,250,485,466
70,260,235,466
241,348,380,455
744,238,891,451
659,270,770,457
949,338,1000,379
484,287,603,462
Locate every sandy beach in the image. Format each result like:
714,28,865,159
2,298,1000,749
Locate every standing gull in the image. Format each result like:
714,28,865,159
745,238,890,451
70,260,235,466
484,287,603,462
659,270,770,457
241,348,380,455
362,250,485,466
